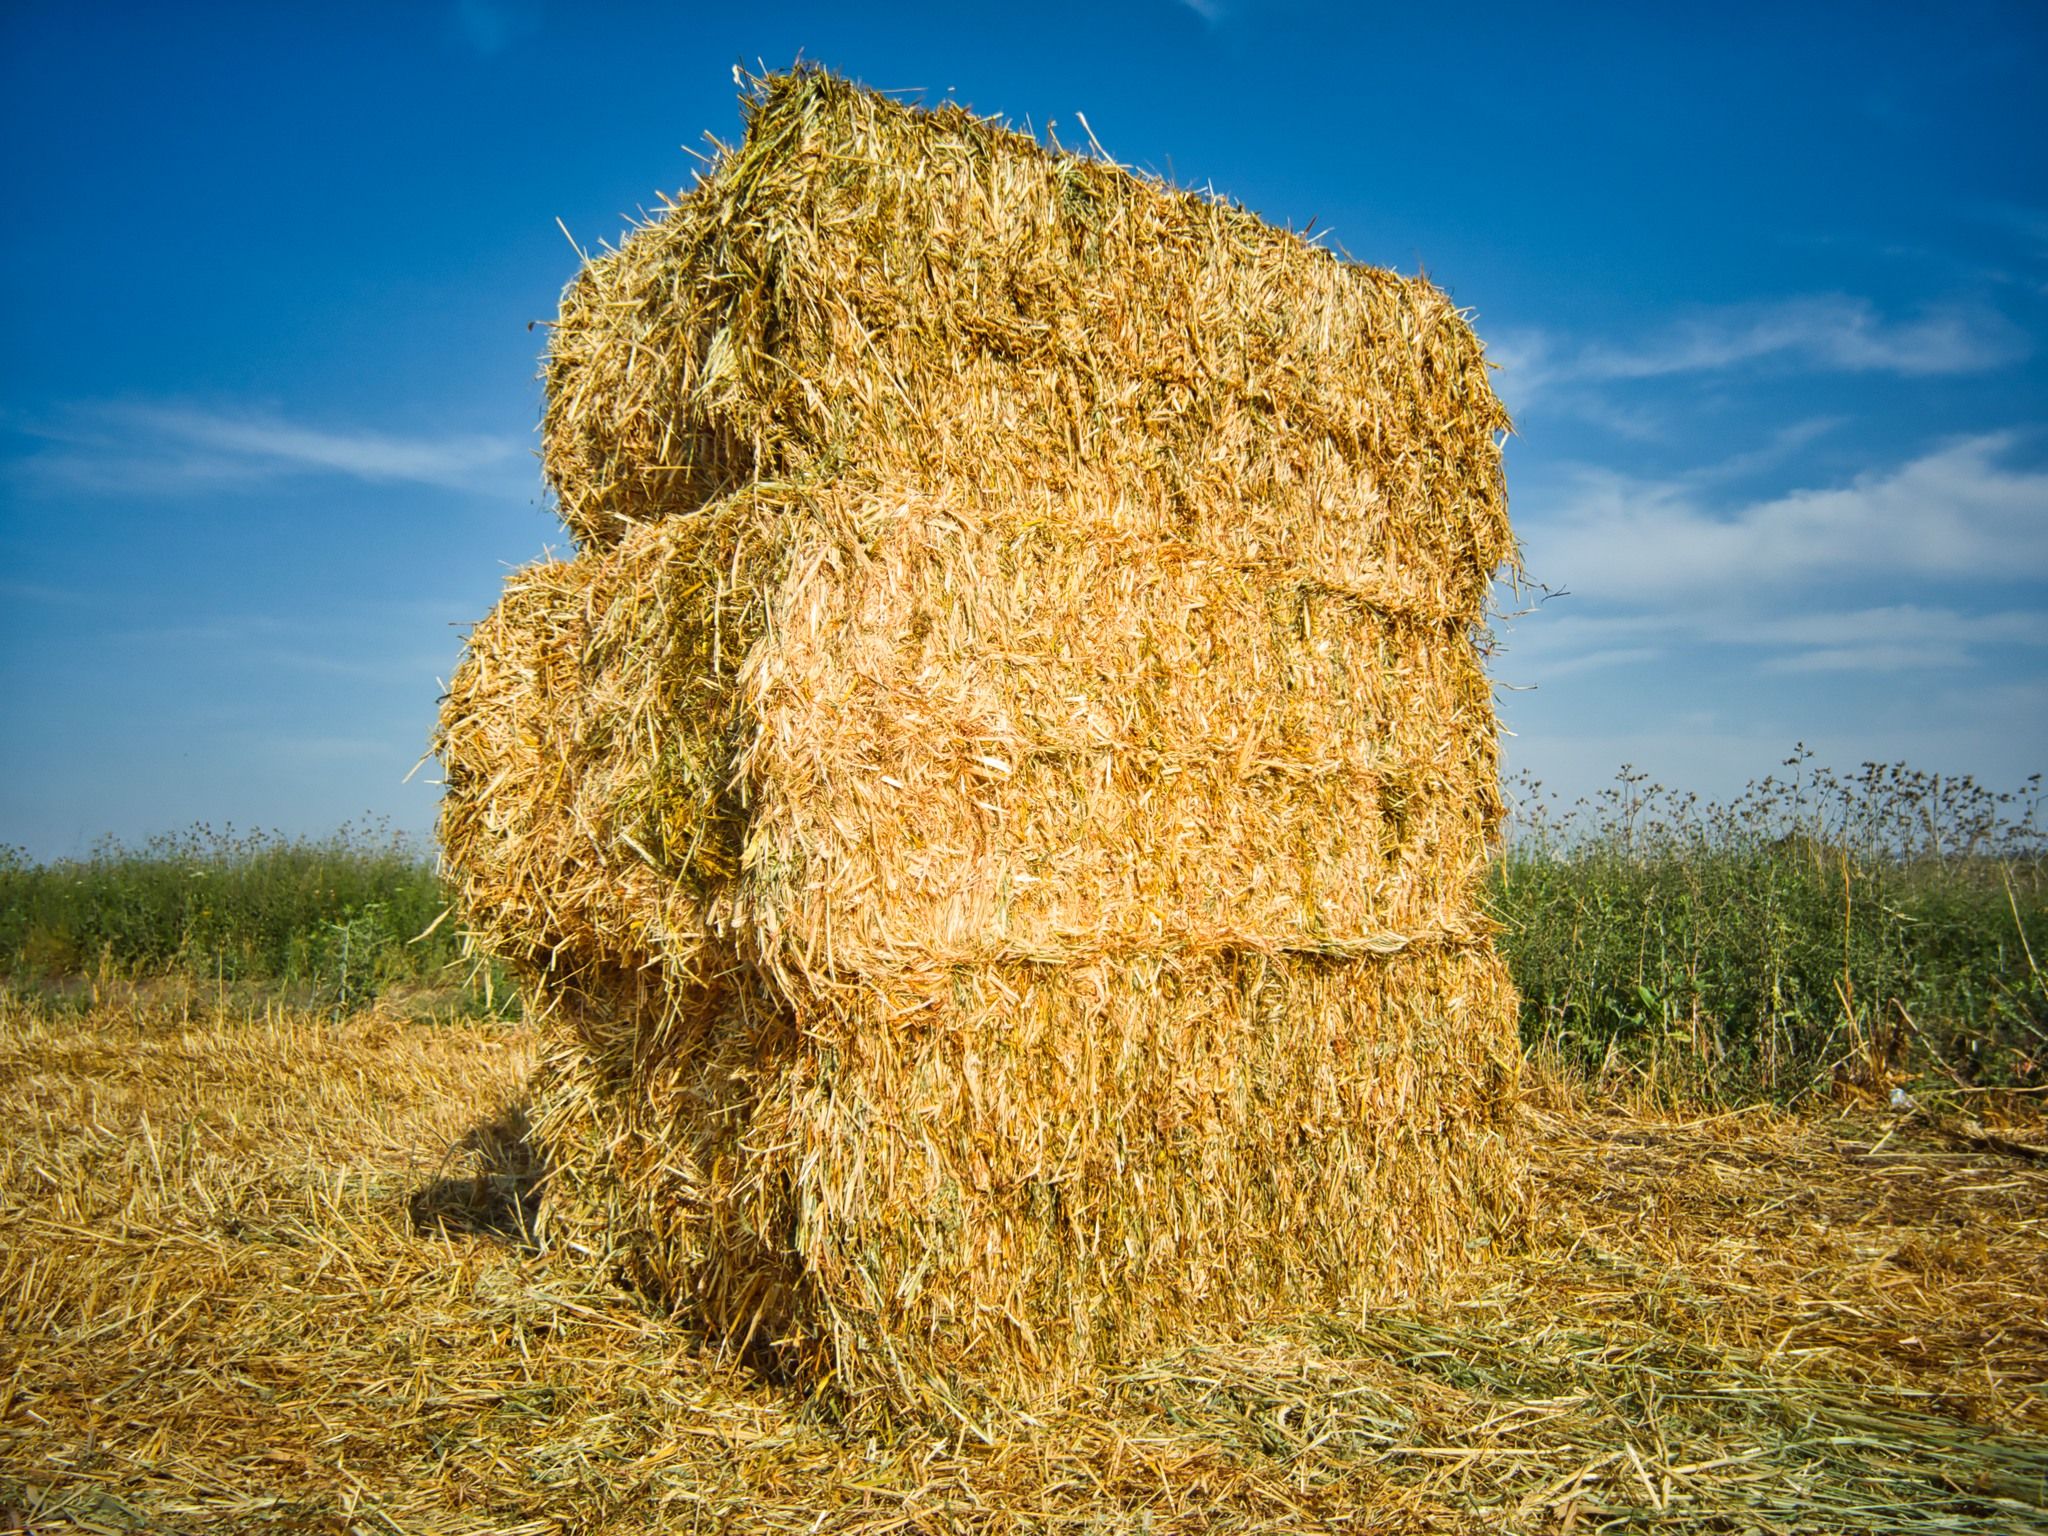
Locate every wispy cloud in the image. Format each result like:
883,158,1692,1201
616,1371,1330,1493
1174,0,1228,21
1587,297,2021,379
90,613,444,685
1976,201,2048,259
1968,202,2048,295
1687,416,1843,484
1530,432,2048,600
17,401,528,498
0,579,95,607
1504,599,2047,681
1752,606,2048,673
1505,434,2048,678
1492,295,2026,414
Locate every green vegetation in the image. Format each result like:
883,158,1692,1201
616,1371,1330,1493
0,823,504,1015
1493,752,2046,1101
3,756,2042,1098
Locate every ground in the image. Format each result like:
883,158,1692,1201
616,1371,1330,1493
2,993,2043,1534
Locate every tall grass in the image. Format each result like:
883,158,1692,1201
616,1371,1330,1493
0,823,498,1013
1492,752,2047,1102
4,757,2043,1089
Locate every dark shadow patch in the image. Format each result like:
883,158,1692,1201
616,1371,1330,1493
410,1103,544,1243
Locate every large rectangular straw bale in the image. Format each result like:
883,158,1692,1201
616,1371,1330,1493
438,68,1523,1417
542,74,1511,601
528,943,1519,1410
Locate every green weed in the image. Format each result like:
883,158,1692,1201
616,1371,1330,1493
0,823,510,1016
1492,751,2046,1103
4,755,2041,1082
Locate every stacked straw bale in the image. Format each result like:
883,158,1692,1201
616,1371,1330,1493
439,68,1523,1417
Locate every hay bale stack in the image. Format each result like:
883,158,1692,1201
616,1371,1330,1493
439,68,1523,1416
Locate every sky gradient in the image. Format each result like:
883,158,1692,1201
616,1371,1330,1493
2,0,2044,855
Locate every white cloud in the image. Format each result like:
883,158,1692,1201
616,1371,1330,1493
1499,436,2048,681
1749,604,2046,649
1976,201,2048,257
1491,295,2026,413
1763,644,1945,674
19,401,528,497
1173,0,1307,24
1688,416,1843,483
1597,296,2019,378
0,579,93,607
1754,607,2048,673
1533,643,1667,678
137,407,521,486
1491,612,1667,678
1528,433,2048,601
104,613,454,683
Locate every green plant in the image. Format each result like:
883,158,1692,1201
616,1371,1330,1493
0,822,510,1015
1491,754,2046,1102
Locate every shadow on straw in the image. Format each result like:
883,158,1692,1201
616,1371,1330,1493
408,1102,544,1244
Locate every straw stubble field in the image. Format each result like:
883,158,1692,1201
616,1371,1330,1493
3,992,2043,1534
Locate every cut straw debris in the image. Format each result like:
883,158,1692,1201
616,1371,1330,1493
437,65,1524,1414
3,996,2042,1533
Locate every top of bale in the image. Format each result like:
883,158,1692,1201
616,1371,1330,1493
543,68,1514,620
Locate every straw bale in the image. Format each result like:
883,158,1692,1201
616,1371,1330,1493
542,70,1511,605
439,67,1524,1415
530,945,1520,1408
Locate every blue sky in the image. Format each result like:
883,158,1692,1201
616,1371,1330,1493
2,0,2043,855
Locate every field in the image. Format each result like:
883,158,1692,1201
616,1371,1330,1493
2,992,2044,1533
3,765,2045,1531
